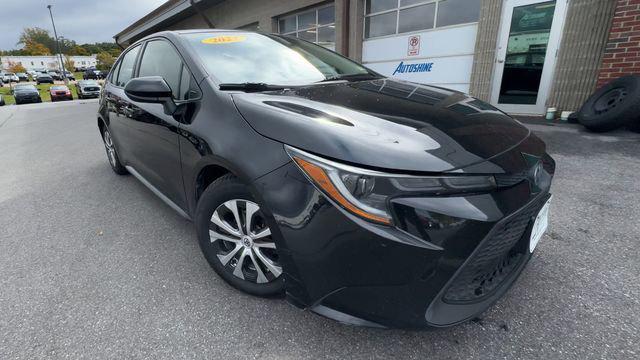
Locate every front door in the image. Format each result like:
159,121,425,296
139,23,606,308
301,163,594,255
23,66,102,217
491,0,567,114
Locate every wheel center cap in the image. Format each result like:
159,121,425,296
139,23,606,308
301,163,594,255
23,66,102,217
242,236,253,248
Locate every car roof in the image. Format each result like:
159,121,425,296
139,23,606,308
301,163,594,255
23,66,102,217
137,29,250,43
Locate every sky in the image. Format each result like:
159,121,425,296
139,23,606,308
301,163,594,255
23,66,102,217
0,0,167,50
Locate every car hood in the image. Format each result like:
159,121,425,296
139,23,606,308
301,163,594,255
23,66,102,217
232,79,531,173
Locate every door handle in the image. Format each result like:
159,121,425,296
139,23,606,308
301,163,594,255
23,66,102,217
497,59,505,63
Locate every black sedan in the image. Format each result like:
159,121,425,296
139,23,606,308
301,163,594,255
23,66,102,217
97,30,555,329
83,69,102,80
12,84,42,104
63,71,76,81
36,74,54,85
75,80,101,99
16,73,28,82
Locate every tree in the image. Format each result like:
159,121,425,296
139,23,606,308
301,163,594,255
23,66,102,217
23,41,51,55
7,61,26,73
96,51,115,71
64,55,75,71
72,45,89,56
109,48,121,58
57,36,77,54
18,27,56,54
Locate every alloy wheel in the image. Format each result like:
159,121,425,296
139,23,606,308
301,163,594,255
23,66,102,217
209,199,282,284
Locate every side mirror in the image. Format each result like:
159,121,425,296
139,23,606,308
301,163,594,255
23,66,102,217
124,76,176,115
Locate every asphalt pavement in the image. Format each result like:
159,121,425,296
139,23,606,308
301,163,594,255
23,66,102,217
0,101,638,359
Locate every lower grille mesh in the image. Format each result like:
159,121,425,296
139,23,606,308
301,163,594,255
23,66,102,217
443,196,547,303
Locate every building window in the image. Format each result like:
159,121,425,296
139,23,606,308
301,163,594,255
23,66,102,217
31,61,34,65
364,0,481,38
278,4,336,50
41,61,44,65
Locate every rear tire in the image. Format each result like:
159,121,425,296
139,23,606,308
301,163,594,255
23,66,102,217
101,128,128,175
195,174,284,297
577,75,640,132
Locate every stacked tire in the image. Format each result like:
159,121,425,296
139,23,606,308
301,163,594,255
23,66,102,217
577,75,640,132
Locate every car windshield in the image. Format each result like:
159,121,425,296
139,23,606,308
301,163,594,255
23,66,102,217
81,81,98,86
6,73,14,76
51,86,67,90
182,32,375,86
14,85,35,91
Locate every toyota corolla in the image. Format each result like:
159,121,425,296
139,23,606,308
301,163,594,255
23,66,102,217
97,30,555,328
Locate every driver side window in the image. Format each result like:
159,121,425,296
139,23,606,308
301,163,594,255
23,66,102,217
138,40,186,100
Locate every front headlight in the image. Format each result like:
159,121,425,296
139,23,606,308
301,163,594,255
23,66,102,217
286,146,496,226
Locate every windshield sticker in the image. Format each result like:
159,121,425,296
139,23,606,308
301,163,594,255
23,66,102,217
201,35,246,44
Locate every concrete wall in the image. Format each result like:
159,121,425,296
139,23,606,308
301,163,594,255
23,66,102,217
468,0,503,102
547,0,618,112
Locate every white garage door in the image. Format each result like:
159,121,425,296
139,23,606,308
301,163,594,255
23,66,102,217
361,0,481,93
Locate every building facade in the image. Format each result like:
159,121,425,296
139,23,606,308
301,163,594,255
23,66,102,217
114,0,640,115
0,55,98,72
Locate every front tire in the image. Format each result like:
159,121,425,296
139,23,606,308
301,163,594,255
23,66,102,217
101,128,128,175
195,174,284,297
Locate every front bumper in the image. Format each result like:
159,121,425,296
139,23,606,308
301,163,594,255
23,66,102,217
253,147,554,329
16,96,40,103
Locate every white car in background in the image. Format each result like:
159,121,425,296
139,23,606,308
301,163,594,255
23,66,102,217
2,73,19,83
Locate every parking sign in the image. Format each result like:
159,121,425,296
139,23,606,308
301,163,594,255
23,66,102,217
408,35,420,56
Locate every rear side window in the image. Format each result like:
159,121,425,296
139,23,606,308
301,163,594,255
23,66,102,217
138,40,183,99
115,45,141,87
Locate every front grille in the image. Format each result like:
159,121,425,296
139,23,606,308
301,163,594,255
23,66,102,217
84,87,99,91
443,195,547,304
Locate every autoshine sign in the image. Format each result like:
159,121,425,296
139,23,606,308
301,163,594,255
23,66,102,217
362,24,478,93
392,61,434,75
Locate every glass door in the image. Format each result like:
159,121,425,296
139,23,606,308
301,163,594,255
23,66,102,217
491,0,567,114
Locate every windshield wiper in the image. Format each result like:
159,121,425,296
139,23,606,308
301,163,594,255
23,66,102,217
319,73,381,82
219,82,287,92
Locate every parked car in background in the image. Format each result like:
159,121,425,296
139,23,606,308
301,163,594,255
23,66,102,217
75,80,101,99
63,71,76,81
27,70,38,79
83,68,102,80
49,85,73,102
12,84,42,105
48,71,62,80
2,73,19,83
16,73,28,82
36,74,54,85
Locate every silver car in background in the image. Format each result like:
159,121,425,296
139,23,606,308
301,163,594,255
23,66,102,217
75,80,102,99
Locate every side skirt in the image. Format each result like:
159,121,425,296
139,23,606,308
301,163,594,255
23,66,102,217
125,165,192,221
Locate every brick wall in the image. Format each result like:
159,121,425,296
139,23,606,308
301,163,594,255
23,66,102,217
597,0,640,88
